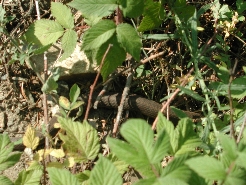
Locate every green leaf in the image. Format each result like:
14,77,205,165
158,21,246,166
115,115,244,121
32,44,52,55
69,84,80,104
95,35,126,80
120,0,144,18
0,134,14,162
90,155,122,185
170,106,188,119
51,2,74,29
230,77,246,99
0,153,21,171
107,154,128,175
70,101,84,110
75,170,90,184
0,5,6,22
41,68,60,93
47,167,80,185
178,86,206,102
142,34,176,40
116,23,142,61
0,175,13,185
25,19,64,46
82,20,116,50
107,137,155,178
14,170,43,185
59,29,77,61
0,134,21,171
156,113,175,154
138,0,162,32
58,118,100,162
236,152,246,169
174,118,201,156
237,0,246,14
68,0,117,18
185,156,226,180
120,119,154,158
152,128,170,163
173,0,195,22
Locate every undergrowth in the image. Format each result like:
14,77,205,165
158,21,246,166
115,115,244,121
1,0,246,184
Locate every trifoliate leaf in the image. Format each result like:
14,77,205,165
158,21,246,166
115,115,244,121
23,125,40,150
51,2,74,29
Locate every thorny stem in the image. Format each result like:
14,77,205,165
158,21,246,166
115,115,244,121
84,44,113,121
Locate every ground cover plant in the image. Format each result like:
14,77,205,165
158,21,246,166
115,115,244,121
1,0,246,184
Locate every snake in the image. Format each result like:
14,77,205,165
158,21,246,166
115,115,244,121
12,92,200,150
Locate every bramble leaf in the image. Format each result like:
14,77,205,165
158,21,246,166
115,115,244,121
15,170,43,185
68,0,117,18
25,20,64,46
90,155,122,185
82,20,116,50
185,156,226,180
59,29,77,61
51,2,74,29
120,0,144,18
95,35,126,81
48,167,80,185
58,118,100,162
0,175,13,185
116,23,142,61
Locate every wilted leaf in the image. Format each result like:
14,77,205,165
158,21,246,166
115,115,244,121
23,125,39,150
50,149,65,158
59,96,71,110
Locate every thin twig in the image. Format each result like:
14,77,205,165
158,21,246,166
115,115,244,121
152,67,194,130
84,44,113,120
113,70,133,136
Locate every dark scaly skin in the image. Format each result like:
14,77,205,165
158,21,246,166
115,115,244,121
12,93,200,150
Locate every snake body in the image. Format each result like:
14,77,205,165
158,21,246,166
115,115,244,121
12,92,200,150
